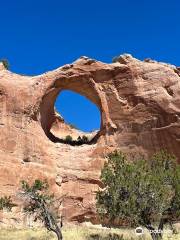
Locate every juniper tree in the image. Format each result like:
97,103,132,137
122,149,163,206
65,135,73,143
96,151,180,240
20,179,63,240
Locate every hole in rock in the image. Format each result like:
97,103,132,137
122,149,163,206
50,90,101,145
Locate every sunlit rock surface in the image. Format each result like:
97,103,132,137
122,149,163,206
0,54,180,226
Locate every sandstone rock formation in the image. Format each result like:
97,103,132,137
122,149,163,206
0,54,180,226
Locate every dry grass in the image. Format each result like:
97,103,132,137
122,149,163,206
0,225,179,240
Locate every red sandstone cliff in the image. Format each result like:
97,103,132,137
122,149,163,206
0,54,180,226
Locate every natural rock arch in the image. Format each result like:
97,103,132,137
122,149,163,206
0,54,180,225
39,76,104,143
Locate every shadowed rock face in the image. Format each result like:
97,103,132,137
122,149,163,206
0,54,180,226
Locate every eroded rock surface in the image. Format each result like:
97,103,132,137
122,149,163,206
0,54,180,226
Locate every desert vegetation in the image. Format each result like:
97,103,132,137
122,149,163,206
0,150,179,240
20,179,63,240
63,135,90,145
0,196,14,211
96,150,180,240
0,59,9,69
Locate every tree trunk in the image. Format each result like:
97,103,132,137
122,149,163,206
54,229,63,240
150,232,162,240
51,227,63,240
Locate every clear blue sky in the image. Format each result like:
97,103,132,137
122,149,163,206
0,0,179,131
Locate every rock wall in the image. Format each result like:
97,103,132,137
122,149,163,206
0,54,180,226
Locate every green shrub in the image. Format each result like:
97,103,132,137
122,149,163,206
65,135,73,142
0,196,15,211
62,135,90,145
96,150,180,240
82,135,89,143
76,135,89,144
0,59,9,69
